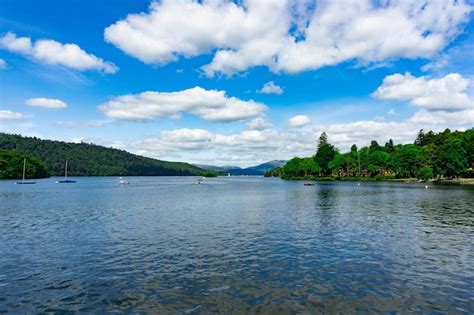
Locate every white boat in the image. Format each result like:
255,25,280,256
15,158,36,185
118,177,129,186
56,160,76,183
227,173,231,177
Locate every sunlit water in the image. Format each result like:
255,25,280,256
1,177,473,313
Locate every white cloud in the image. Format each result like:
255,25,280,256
104,0,471,76
99,86,266,122
0,109,24,120
0,58,6,69
25,98,67,109
258,81,283,95
245,117,273,130
125,102,474,166
408,109,474,125
0,32,118,73
133,127,317,167
387,108,397,116
287,115,311,127
372,72,474,111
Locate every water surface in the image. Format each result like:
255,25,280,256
1,177,473,313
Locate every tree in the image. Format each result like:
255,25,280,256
369,140,381,152
415,129,425,146
318,132,328,149
315,132,337,176
0,150,50,179
418,166,433,181
462,128,474,165
391,144,424,178
384,139,394,153
433,137,468,178
367,150,389,176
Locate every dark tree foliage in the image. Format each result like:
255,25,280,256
268,128,473,180
315,132,337,176
318,132,328,149
433,137,468,178
369,140,381,152
0,150,50,179
384,139,394,153
282,157,320,179
0,133,205,177
264,167,282,177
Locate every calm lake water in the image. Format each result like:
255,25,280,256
1,177,473,313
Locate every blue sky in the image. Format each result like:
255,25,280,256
0,0,473,166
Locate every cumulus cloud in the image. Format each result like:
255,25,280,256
0,32,118,73
258,81,283,95
245,117,273,130
133,127,317,166
0,58,6,69
287,115,311,127
0,109,24,120
104,0,471,76
372,72,474,111
125,103,474,166
25,98,67,109
99,86,266,122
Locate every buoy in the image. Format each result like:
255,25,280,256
357,183,360,186
425,185,428,189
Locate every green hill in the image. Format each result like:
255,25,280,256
0,133,205,177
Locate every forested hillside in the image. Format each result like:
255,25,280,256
0,133,205,177
0,150,50,179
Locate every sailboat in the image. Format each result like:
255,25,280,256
15,158,36,184
56,160,76,183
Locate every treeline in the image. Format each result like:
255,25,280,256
0,151,50,179
266,128,474,181
0,133,205,177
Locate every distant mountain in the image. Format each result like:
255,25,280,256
196,160,286,176
0,133,205,177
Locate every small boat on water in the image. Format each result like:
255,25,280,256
118,177,129,186
56,161,76,183
15,158,36,185
304,182,315,186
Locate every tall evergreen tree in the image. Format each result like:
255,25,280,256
315,132,337,176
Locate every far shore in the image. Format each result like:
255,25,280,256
279,176,474,185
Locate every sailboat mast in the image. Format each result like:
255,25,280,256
22,158,26,181
65,160,68,179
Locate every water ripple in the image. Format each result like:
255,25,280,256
0,177,473,313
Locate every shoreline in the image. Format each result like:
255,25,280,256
278,177,474,185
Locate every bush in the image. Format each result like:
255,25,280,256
418,166,433,181
375,174,385,181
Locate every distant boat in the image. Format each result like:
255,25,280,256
227,173,231,177
118,177,129,186
15,158,36,185
56,161,76,183
304,182,315,186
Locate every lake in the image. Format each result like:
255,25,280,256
1,177,473,313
